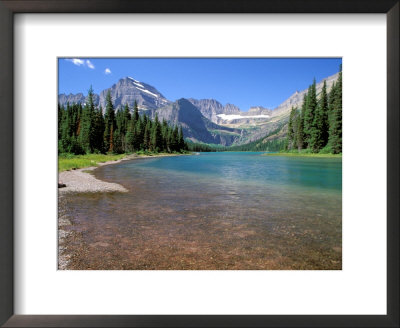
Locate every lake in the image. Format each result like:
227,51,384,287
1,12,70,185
60,152,342,270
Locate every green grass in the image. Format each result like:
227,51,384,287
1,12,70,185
208,129,240,136
58,151,190,172
58,153,126,172
263,152,342,158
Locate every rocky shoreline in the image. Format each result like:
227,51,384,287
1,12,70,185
58,153,186,194
58,153,186,269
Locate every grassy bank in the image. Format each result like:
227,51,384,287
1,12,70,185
59,151,190,172
263,152,342,158
58,153,126,172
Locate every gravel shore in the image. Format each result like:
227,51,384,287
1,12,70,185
58,153,186,194
59,166,128,194
58,153,186,269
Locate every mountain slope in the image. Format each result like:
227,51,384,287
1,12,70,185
58,93,100,107
156,99,243,145
271,72,339,117
58,77,170,111
99,77,170,110
58,72,339,147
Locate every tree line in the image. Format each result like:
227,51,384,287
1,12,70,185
286,68,342,154
58,88,187,155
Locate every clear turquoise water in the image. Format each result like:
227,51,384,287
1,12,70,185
124,152,342,192
61,152,342,270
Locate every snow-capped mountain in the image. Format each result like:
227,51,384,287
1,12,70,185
98,77,170,110
58,73,339,146
58,77,170,111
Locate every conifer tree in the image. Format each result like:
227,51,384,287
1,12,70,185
135,119,142,150
287,107,298,150
58,104,64,140
178,125,186,151
296,94,307,150
328,82,337,118
133,100,139,122
93,104,105,153
319,80,329,147
329,70,342,153
171,125,179,151
161,119,169,150
78,86,96,153
310,80,329,152
143,119,151,150
150,114,163,152
104,90,116,152
125,118,135,152
123,103,131,132
303,79,317,145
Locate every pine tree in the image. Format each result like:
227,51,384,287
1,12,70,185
113,128,123,154
93,104,105,153
319,80,329,147
150,113,163,152
287,107,298,150
78,86,96,153
134,119,142,150
170,125,179,151
104,90,116,153
178,125,186,151
310,80,329,152
123,103,131,133
297,94,307,150
60,89,190,155
328,82,337,120
329,70,342,153
125,118,135,152
58,104,64,140
303,79,317,146
143,119,151,150
133,100,139,122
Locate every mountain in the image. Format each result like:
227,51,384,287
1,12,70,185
235,72,340,144
98,77,170,110
58,93,100,107
248,106,272,116
188,98,241,123
156,98,243,146
58,77,170,111
271,72,339,117
187,98,272,125
58,72,339,147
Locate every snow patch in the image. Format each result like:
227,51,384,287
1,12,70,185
217,114,270,120
127,77,141,83
137,87,159,98
133,81,145,88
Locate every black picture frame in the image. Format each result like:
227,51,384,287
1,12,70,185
0,0,398,327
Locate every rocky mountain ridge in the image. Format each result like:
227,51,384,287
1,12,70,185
58,72,339,146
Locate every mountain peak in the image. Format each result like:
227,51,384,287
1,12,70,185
98,77,170,110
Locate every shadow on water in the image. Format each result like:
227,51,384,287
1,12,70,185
59,152,342,270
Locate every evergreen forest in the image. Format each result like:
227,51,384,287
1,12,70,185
58,88,187,155
286,68,342,154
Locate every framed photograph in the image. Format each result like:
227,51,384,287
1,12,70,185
0,1,398,327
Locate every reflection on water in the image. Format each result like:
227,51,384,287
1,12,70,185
59,152,342,270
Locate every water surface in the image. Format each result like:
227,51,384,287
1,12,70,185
60,152,342,270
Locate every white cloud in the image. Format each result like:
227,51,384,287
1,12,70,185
86,60,95,69
65,58,95,69
66,58,85,66
105,68,112,75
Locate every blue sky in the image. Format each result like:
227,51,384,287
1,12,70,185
58,58,341,111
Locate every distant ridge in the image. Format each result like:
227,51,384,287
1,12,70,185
58,72,339,146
